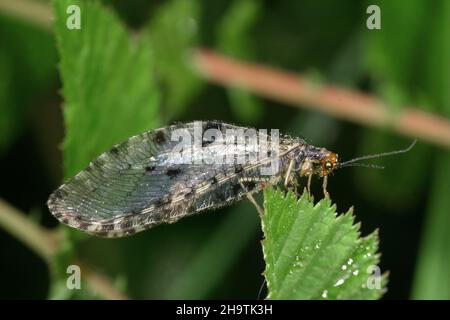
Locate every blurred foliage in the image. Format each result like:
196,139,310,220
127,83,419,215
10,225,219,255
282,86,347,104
411,0,450,299
262,189,386,299
0,0,449,300
53,0,160,180
359,0,432,209
162,202,259,299
145,0,203,119
52,0,161,298
216,0,263,122
48,228,100,299
51,0,262,300
362,0,450,299
0,51,14,152
0,16,56,154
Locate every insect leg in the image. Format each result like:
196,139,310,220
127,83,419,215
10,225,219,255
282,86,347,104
307,174,312,195
239,179,264,217
257,278,267,300
247,193,264,217
284,158,295,188
292,176,299,194
322,175,329,198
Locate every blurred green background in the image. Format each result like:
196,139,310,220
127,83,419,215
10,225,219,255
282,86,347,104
0,0,449,299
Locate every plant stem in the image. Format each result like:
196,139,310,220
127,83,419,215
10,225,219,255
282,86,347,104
0,198,128,300
1,0,449,147
193,49,450,149
0,0,52,30
78,261,129,300
0,199,58,261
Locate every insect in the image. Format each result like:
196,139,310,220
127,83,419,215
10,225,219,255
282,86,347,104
47,121,415,238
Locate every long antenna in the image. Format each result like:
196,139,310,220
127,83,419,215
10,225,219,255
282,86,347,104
339,139,417,168
341,163,385,169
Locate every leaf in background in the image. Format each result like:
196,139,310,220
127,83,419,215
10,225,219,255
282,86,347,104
216,0,263,122
412,0,450,300
146,0,202,119
262,188,387,299
53,0,160,179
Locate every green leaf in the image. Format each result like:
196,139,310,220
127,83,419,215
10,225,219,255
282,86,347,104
262,188,387,299
146,0,202,118
53,0,161,179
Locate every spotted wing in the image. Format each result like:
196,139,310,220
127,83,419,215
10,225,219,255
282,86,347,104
47,121,277,237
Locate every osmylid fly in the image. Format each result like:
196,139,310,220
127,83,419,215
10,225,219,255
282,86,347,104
47,121,416,237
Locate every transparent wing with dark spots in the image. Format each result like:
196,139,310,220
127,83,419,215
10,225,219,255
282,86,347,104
47,121,280,237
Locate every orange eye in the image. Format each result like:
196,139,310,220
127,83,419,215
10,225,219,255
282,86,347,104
321,153,339,176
